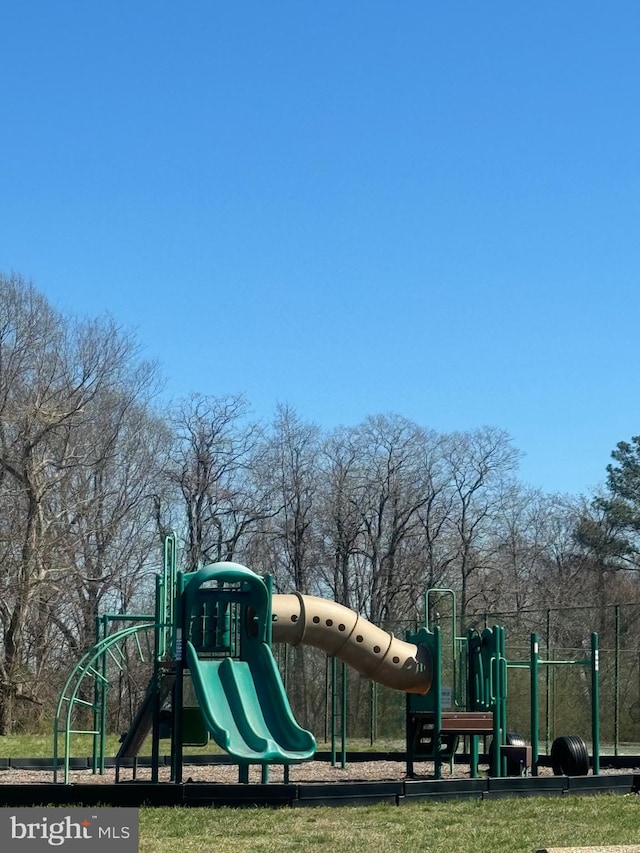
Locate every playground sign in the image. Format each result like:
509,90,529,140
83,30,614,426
440,686,452,709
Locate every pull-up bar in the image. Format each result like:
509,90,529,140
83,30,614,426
509,633,600,776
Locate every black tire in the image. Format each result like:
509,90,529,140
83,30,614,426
550,735,590,776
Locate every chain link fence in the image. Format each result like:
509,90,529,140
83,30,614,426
276,603,640,755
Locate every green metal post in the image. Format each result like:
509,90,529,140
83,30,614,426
426,589,457,708
157,574,165,658
433,626,443,780
499,626,507,755
370,680,376,747
324,655,329,744
545,609,551,752
592,632,600,776
172,572,185,784
491,629,503,777
531,633,539,776
331,655,337,767
614,605,620,757
466,629,479,778
262,569,274,780
265,574,273,647
469,735,479,778
406,690,413,777
341,661,347,769
151,574,162,784
498,627,505,777
92,614,101,774
99,614,109,774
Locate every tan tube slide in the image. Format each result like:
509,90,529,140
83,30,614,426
272,593,432,695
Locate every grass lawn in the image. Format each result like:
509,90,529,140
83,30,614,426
1,733,405,758
138,796,640,853
3,733,639,851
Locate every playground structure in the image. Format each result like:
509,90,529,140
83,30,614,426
53,535,602,785
406,589,600,779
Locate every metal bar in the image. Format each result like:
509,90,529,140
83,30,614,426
491,629,503,777
133,630,146,662
151,576,163,785
434,626,442,780
265,574,273,647
172,571,185,784
500,627,507,770
614,605,620,757
531,633,539,776
426,589,457,707
331,656,337,767
369,680,376,747
545,609,551,753
85,666,110,685
105,647,125,670
592,632,600,775
92,614,101,774
466,628,479,779
99,615,108,775
100,614,154,622
70,697,97,709
341,661,347,769
324,654,328,745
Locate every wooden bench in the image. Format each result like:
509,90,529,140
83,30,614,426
408,711,494,745
408,711,495,774
437,711,494,735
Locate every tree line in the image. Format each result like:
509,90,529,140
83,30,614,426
1,272,639,734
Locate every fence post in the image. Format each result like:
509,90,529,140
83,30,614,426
531,633,539,776
592,632,600,775
614,604,620,757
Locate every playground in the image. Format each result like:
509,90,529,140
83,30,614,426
1,534,638,807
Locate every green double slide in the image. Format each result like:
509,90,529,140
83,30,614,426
186,641,316,763
181,562,315,764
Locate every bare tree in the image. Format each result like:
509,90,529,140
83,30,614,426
164,394,274,570
53,387,170,658
0,273,165,732
347,415,434,625
265,404,320,594
439,426,521,624
316,428,364,607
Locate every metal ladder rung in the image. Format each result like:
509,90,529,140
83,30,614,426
60,695,93,707
68,729,100,735
133,631,147,662
84,665,111,685
106,646,125,669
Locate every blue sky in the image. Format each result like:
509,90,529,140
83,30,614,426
2,2,639,497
